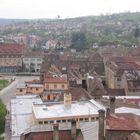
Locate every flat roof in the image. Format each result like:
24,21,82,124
103,96,140,99
32,99,105,120
115,107,140,116
11,95,43,138
16,83,43,89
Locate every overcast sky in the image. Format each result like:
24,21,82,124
0,0,140,19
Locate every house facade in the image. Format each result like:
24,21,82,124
23,51,44,73
0,43,24,73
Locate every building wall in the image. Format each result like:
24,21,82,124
121,73,140,96
106,130,140,140
44,83,68,90
0,55,22,73
33,114,99,126
105,65,122,89
16,88,27,94
27,87,44,95
105,66,115,89
16,87,44,95
23,57,43,72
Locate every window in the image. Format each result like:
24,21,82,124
54,84,57,88
61,84,65,88
37,58,42,61
79,118,83,121
44,121,48,124
19,89,23,92
36,88,39,91
31,58,35,61
96,117,99,120
91,117,95,121
85,118,89,121
57,120,61,123
39,121,43,124
24,58,28,61
50,120,54,124
62,120,66,123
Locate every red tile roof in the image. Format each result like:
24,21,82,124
106,113,140,131
44,77,68,83
24,51,44,58
0,43,24,54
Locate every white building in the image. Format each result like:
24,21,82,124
10,94,105,140
22,52,44,73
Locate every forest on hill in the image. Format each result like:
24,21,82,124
0,12,140,50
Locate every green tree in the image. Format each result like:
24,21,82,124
71,31,87,51
0,100,6,134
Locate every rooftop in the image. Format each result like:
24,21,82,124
115,107,140,116
0,43,24,54
32,99,105,120
11,95,43,138
106,113,140,131
44,77,68,83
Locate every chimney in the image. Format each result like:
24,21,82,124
64,92,72,107
106,107,110,118
53,124,59,140
109,96,116,113
98,109,105,140
71,119,77,140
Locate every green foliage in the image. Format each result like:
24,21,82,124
0,100,6,134
71,32,87,51
0,80,8,89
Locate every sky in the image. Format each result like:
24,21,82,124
0,0,140,19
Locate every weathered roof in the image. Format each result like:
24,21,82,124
44,77,68,83
0,43,24,54
106,113,140,131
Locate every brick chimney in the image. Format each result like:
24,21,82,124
98,109,105,140
64,92,72,107
53,123,59,140
71,119,76,140
109,96,116,113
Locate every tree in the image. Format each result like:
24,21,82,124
0,100,6,134
71,31,87,51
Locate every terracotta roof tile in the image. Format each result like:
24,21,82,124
44,77,68,83
0,43,24,54
106,113,140,131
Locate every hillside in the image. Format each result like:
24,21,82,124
0,12,140,49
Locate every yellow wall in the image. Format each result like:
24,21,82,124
44,83,68,90
27,87,44,95
16,88,27,94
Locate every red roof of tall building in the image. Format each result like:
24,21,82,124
0,43,24,54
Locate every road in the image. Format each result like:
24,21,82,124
0,76,39,140
0,76,39,110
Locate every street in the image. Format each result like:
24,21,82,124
0,76,39,108
0,76,39,140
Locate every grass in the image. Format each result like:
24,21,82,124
0,79,9,90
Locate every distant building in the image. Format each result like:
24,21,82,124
23,51,44,73
10,94,105,140
16,83,44,95
0,43,24,73
105,57,140,90
121,70,140,96
106,113,140,140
